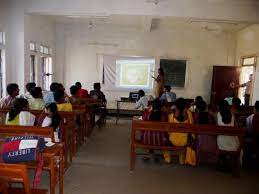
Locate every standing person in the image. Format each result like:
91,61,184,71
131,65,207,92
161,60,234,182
237,74,253,106
0,83,19,109
152,68,165,98
160,85,176,103
75,82,88,98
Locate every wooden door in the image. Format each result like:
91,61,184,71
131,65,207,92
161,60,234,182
210,66,241,106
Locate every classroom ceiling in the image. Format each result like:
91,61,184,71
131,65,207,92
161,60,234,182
46,15,251,33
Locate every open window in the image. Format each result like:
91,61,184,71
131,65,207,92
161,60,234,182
41,57,53,90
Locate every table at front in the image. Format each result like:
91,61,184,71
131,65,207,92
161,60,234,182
116,100,142,124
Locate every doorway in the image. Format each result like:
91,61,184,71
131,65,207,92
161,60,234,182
41,56,53,90
239,56,256,105
30,55,36,83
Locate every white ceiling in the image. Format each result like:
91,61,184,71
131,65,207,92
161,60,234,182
45,15,250,33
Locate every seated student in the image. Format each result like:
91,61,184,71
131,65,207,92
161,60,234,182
160,85,176,103
0,83,19,109
69,85,81,104
90,83,106,104
90,83,107,127
247,101,259,132
5,98,35,126
141,99,168,162
217,100,239,152
195,100,218,164
20,82,36,100
231,97,242,114
75,82,88,98
190,96,203,112
135,90,149,110
43,82,59,104
28,87,45,110
40,103,61,142
163,98,193,164
54,89,73,111
57,83,70,102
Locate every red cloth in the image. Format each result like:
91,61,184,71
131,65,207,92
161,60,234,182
76,89,88,98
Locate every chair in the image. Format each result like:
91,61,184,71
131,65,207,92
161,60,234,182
0,163,48,194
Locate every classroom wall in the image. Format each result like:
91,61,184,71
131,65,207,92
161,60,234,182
236,24,259,104
24,15,56,87
56,22,237,103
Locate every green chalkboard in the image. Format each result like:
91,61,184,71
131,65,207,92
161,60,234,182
160,59,187,87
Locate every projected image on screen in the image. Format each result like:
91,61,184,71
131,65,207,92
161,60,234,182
120,63,149,87
115,59,154,89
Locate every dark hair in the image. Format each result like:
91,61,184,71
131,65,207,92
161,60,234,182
197,100,207,112
6,83,19,96
75,82,82,88
195,96,203,103
158,68,164,76
138,90,145,97
26,82,36,92
30,87,43,99
54,89,65,102
232,97,241,111
50,82,59,92
218,100,232,124
70,85,79,96
164,85,171,92
45,103,61,129
152,98,161,111
255,101,259,112
175,97,186,122
93,83,101,90
8,98,29,121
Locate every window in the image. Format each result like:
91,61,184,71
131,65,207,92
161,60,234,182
41,57,53,90
30,55,36,82
242,57,256,66
0,32,5,45
40,45,44,53
40,45,50,55
29,42,36,52
101,55,155,91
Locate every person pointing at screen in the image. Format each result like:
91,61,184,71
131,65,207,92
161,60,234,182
152,68,165,98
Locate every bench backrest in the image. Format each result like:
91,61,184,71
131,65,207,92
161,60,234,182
0,125,54,141
0,163,34,194
132,117,246,136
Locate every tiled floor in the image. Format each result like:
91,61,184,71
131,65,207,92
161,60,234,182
41,119,259,194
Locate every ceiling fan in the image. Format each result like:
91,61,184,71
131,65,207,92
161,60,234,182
145,0,166,5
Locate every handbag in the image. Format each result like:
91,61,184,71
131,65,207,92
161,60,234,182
1,136,46,188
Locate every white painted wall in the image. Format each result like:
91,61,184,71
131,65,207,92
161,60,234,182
236,24,259,104
3,0,259,94
56,23,236,104
24,15,56,87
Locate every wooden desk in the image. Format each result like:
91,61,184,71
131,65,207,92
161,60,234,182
116,100,142,124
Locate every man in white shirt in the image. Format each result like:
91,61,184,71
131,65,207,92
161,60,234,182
135,90,150,110
238,74,253,106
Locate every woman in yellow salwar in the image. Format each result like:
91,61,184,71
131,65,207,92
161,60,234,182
163,98,193,164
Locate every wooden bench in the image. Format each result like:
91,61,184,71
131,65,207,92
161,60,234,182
131,117,246,175
0,125,64,194
0,163,48,194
